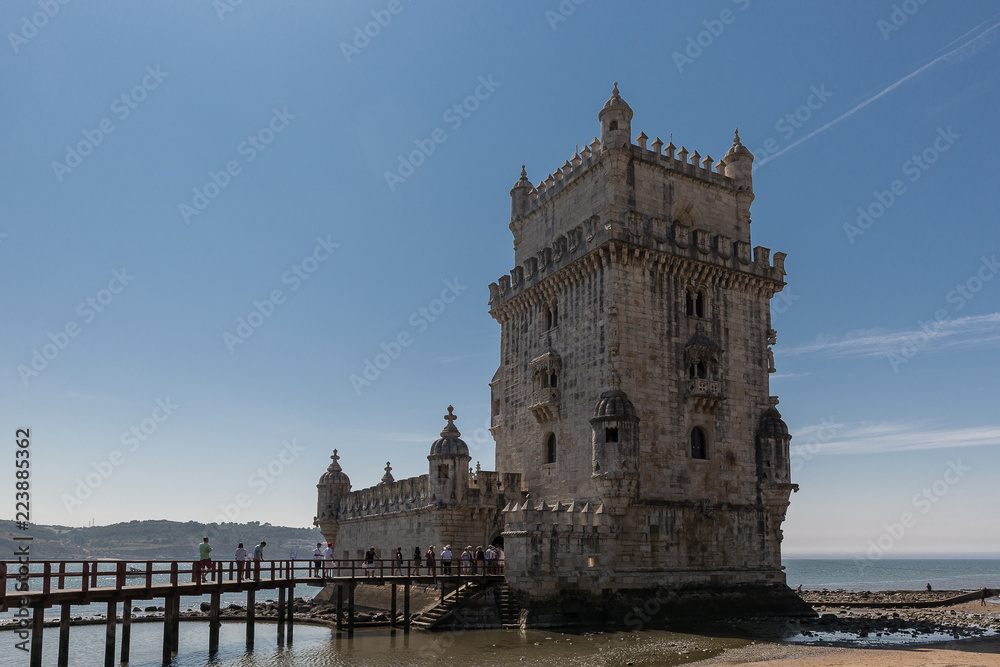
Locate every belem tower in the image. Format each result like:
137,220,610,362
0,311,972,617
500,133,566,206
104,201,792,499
316,84,801,624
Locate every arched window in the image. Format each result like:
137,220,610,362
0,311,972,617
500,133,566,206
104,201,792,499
544,300,559,330
605,427,619,443
609,120,618,131
686,287,707,318
545,433,557,464
690,427,708,460
688,362,707,379
549,372,558,388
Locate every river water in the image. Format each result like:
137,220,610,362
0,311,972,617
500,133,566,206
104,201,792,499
0,623,748,666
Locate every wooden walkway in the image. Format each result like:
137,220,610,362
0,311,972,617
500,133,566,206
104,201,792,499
2,558,504,667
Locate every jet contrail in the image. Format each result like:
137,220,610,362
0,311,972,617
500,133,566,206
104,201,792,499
754,17,1000,170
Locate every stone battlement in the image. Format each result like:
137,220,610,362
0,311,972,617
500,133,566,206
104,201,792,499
489,217,786,311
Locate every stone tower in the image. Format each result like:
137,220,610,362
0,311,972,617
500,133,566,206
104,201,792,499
489,84,798,619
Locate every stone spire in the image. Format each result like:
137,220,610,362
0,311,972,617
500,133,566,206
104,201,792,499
381,461,394,484
441,405,461,438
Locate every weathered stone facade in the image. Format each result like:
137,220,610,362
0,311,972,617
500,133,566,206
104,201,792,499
315,408,516,560
317,84,798,622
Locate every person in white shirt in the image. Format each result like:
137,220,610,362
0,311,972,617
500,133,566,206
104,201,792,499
323,542,335,577
312,542,324,576
441,545,453,574
234,542,249,579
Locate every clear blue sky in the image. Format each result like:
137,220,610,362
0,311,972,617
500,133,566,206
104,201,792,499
2,1,998,558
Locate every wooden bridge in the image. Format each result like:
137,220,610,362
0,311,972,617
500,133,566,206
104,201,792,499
1,558,505,667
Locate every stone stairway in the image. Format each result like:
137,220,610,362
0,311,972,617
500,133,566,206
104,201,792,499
411,580,516,630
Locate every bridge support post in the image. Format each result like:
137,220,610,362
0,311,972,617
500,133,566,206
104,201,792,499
276,587,285,646
286,583,295,645
347,583,355,637
58,602,71,667
104,600,117,667
121,599,132,665
170,595,180,654
246,589,255,650
336,584,343,630
403,583,410,634
209,591,221,654
391,583,397,629
30,605,43,667
162,595,176,664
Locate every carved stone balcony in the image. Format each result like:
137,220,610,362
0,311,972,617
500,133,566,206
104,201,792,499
528,387,560,423
685,378,725,413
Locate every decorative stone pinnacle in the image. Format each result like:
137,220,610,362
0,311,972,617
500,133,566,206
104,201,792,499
520,164,526,178
441,405,461,437
607,369,621,388
381,461,394,484
612,81,619,96
734,127,741,144
328,449,342,472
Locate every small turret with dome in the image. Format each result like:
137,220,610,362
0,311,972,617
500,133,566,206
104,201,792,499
315,449,352,547
756,402,791,485
590,371,641,508
427,406,471,504
510,164,533,226
723,128,754,191
598,82,633,151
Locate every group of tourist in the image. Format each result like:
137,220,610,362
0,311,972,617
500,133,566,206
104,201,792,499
196,536,505,581
195,537,267,581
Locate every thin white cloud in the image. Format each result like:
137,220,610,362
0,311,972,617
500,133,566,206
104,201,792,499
771,371,811,379
755,17,1000,169
777,313,1000,360
791,421,1000,456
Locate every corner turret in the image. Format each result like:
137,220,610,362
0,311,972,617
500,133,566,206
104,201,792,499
590,374,640,511
598,82,632,151
427,406,471,505
315,449,352,546
723,128,754,192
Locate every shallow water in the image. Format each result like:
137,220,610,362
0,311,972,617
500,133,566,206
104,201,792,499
0,623,747,666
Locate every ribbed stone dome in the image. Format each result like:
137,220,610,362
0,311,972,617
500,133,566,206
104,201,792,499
429,406,470,458
724,128,753,161
318,449,351,487
758,407,789,437
592,388,637,420
601,82,632,111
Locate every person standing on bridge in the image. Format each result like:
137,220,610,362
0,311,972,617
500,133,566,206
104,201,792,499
441,545,452,575
198,537,213,582
312,542,324,576
424,545,436,577
323,542,335,578
252,541,266,579
234,542,249,579
412,547,422,575
393,547,404,575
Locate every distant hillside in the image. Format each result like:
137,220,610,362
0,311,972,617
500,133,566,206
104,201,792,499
1,520,325,560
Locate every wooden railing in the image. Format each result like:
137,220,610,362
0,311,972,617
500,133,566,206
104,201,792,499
1,558,504,605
